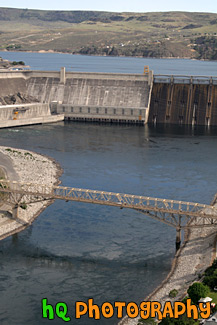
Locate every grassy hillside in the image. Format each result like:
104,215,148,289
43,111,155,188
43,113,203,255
0,8,217,59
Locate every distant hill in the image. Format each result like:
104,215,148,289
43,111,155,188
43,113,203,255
0,7,217,60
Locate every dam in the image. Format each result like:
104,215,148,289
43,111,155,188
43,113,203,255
26,67,153,124
0,67,153,126
0,71,64,127
149,75,217,126
0,67,217,126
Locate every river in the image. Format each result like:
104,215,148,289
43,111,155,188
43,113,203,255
0,53,217,325
1,51,217,75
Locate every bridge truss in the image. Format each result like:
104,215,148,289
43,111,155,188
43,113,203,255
1,179,217,234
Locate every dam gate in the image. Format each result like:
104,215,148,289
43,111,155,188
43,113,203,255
149,75,217,126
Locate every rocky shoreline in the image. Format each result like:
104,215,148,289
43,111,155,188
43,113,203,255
119,215,217,325
0,145,62,240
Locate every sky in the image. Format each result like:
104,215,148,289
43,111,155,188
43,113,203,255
0,0,217,13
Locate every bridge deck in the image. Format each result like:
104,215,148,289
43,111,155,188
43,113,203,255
1,180,217,230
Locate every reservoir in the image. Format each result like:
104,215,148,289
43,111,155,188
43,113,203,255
0,53,217,324
1,51,217,75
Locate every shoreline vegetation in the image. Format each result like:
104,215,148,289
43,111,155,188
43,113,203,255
0,56,28,70
0,49,212,61
1,48,217,63
120,212,217,324
0,8,216,61
0,146,62,240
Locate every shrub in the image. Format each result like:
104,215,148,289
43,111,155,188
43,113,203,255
187,282,209,305
138,317,156,325
20,203,27,210
169,289,178,298
203,259,217,289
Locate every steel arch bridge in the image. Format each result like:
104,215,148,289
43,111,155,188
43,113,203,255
0,180,217,248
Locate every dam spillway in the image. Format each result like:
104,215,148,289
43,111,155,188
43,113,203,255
0,69,217,126
26,69,153,124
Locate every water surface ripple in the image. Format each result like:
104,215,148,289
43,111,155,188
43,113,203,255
0,123,217,324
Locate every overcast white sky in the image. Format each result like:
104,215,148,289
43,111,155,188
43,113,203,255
1,0,217,13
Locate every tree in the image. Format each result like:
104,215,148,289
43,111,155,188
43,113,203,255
187,282,209,305
138,317,156,325
203,259,217,289
204,259,217,276
203,273,217,289
160,314,198,325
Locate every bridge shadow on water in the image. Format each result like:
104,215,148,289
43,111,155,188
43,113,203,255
0,122,217,324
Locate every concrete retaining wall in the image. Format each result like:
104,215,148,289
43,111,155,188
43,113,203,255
0,103,50,120
0,114,64,128
0,103,64,128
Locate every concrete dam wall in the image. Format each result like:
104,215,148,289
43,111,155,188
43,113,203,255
0,69,153,126
0,77,27,97
0,103,50,120
149,76,217,126
26,70,153,124
1,70,217,126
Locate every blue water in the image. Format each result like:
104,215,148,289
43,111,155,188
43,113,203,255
0,54,217,324
1,51,217,76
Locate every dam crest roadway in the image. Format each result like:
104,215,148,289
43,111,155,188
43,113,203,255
1,180,217,250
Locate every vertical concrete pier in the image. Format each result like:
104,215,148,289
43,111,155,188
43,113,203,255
12,205,19,219
60,67,66,85
176,228,181,251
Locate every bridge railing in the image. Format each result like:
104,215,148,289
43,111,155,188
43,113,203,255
53,186,212,215
0,180,214,217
